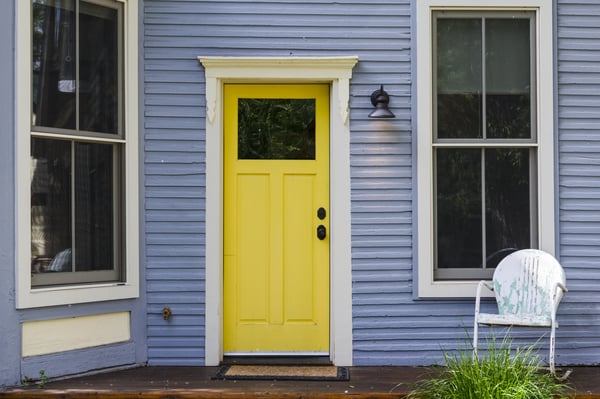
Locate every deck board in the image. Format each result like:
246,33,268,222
1,366,600,398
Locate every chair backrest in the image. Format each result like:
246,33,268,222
493,249,566,317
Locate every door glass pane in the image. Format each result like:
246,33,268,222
32,0,76,130
436,18,483,139
436,148,482,268
74,142,114,271
485,149,531,267
79,1,120,134
486,19,531,139
31,138,73,273
238,98,316,160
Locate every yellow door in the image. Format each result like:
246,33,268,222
223,84,330,354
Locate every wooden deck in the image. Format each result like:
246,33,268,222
1,366,600,398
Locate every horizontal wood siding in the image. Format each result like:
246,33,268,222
144,0,600,367
556,0,600,365
144,0,207,365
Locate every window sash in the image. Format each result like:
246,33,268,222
431,10,539,280
30,138,123,287
432,11,537,143
31,0,124,139
29,0,125,288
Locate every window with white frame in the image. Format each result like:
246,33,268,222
417,1,555,297
17,0,139,307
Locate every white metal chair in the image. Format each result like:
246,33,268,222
473,249,568,375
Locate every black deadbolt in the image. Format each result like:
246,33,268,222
317,207,326,220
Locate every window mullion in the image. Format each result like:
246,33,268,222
481,17,486,268
481,148,487,269
481,17,487,140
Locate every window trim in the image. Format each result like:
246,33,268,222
16,0,139,309
416,0,555,298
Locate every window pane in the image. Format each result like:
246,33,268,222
436,149,482,268
436,18,482,139
238,99,316,160
486,19,532,139
32,0,76,130
31,138,73,273
74,142,115,271
79,2,120,134
485,149,532,267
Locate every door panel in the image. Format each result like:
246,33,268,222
223,84,330,354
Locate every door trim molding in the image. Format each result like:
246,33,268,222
198,56,358,366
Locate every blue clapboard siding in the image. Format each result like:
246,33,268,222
144,0,600,367
143,0,414,366
556,0,600,365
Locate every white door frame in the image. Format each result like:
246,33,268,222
198,56,358,366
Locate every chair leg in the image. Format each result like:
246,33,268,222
549,322,556,375
473,321,479,360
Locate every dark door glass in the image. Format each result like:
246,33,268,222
238,99,316,160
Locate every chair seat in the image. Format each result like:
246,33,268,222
477,313,552,327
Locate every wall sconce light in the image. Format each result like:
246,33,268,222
368,85,395,118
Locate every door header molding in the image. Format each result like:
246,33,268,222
198,56,358,124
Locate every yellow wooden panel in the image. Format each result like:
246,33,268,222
283,174,316,322
236,174,269,322
22,312,130,357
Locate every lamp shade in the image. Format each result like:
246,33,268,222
368,85,395,118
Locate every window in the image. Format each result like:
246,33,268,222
417,0,555,297
17,0,139,307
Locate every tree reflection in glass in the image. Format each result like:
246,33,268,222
238,99,316,160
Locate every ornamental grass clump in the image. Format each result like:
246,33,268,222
408,336,572,399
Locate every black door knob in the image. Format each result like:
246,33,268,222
317,225,327,240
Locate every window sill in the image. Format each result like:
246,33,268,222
17,281,139,309
418,279,495,299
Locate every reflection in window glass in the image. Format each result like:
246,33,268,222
436,148,482,269
32,0,76,130
436,148,533,271
486,19,531,139
31,138,116,276
433,12,536,279
436,18,482,139
238,99,316,160
32,0,120,134
485,148,531,266
79,2,120,134
31,138,72,273
74,142,114,271
436,17,532,139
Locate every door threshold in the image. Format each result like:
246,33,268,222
222,355,332,366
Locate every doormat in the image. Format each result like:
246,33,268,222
212,365,349,381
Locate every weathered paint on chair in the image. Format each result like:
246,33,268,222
473,249,568,375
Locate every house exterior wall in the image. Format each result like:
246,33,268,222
0,1,148,387
142,0,412,366
556,0,600,364
3,0,600,386
0,0,20,386
144,0,600,368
